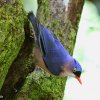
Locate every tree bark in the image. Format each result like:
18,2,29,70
0,0,25,95
0,0,84,100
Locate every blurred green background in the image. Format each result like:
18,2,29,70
64,1,100,100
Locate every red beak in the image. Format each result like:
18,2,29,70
75,76,82,85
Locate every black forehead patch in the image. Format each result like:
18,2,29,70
73,71,81,77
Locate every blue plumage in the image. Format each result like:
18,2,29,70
28,12,82,84
39,25,72,75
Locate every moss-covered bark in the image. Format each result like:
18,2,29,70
0,0,25,90
0,0,84,100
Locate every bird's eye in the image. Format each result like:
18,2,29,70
73,68,77,72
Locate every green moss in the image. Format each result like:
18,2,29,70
37,0,50,22
68,28,76,55
15,71,66,100
0,1,26,90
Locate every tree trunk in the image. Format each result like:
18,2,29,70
0,0,84,100
0,0,26,97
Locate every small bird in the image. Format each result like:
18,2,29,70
28,12,82,84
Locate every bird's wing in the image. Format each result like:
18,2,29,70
28,12,58,56
38,25,58,56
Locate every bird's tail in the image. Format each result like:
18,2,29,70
28,12,40,38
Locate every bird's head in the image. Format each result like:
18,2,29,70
71,59,82,84
60,58,82,84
